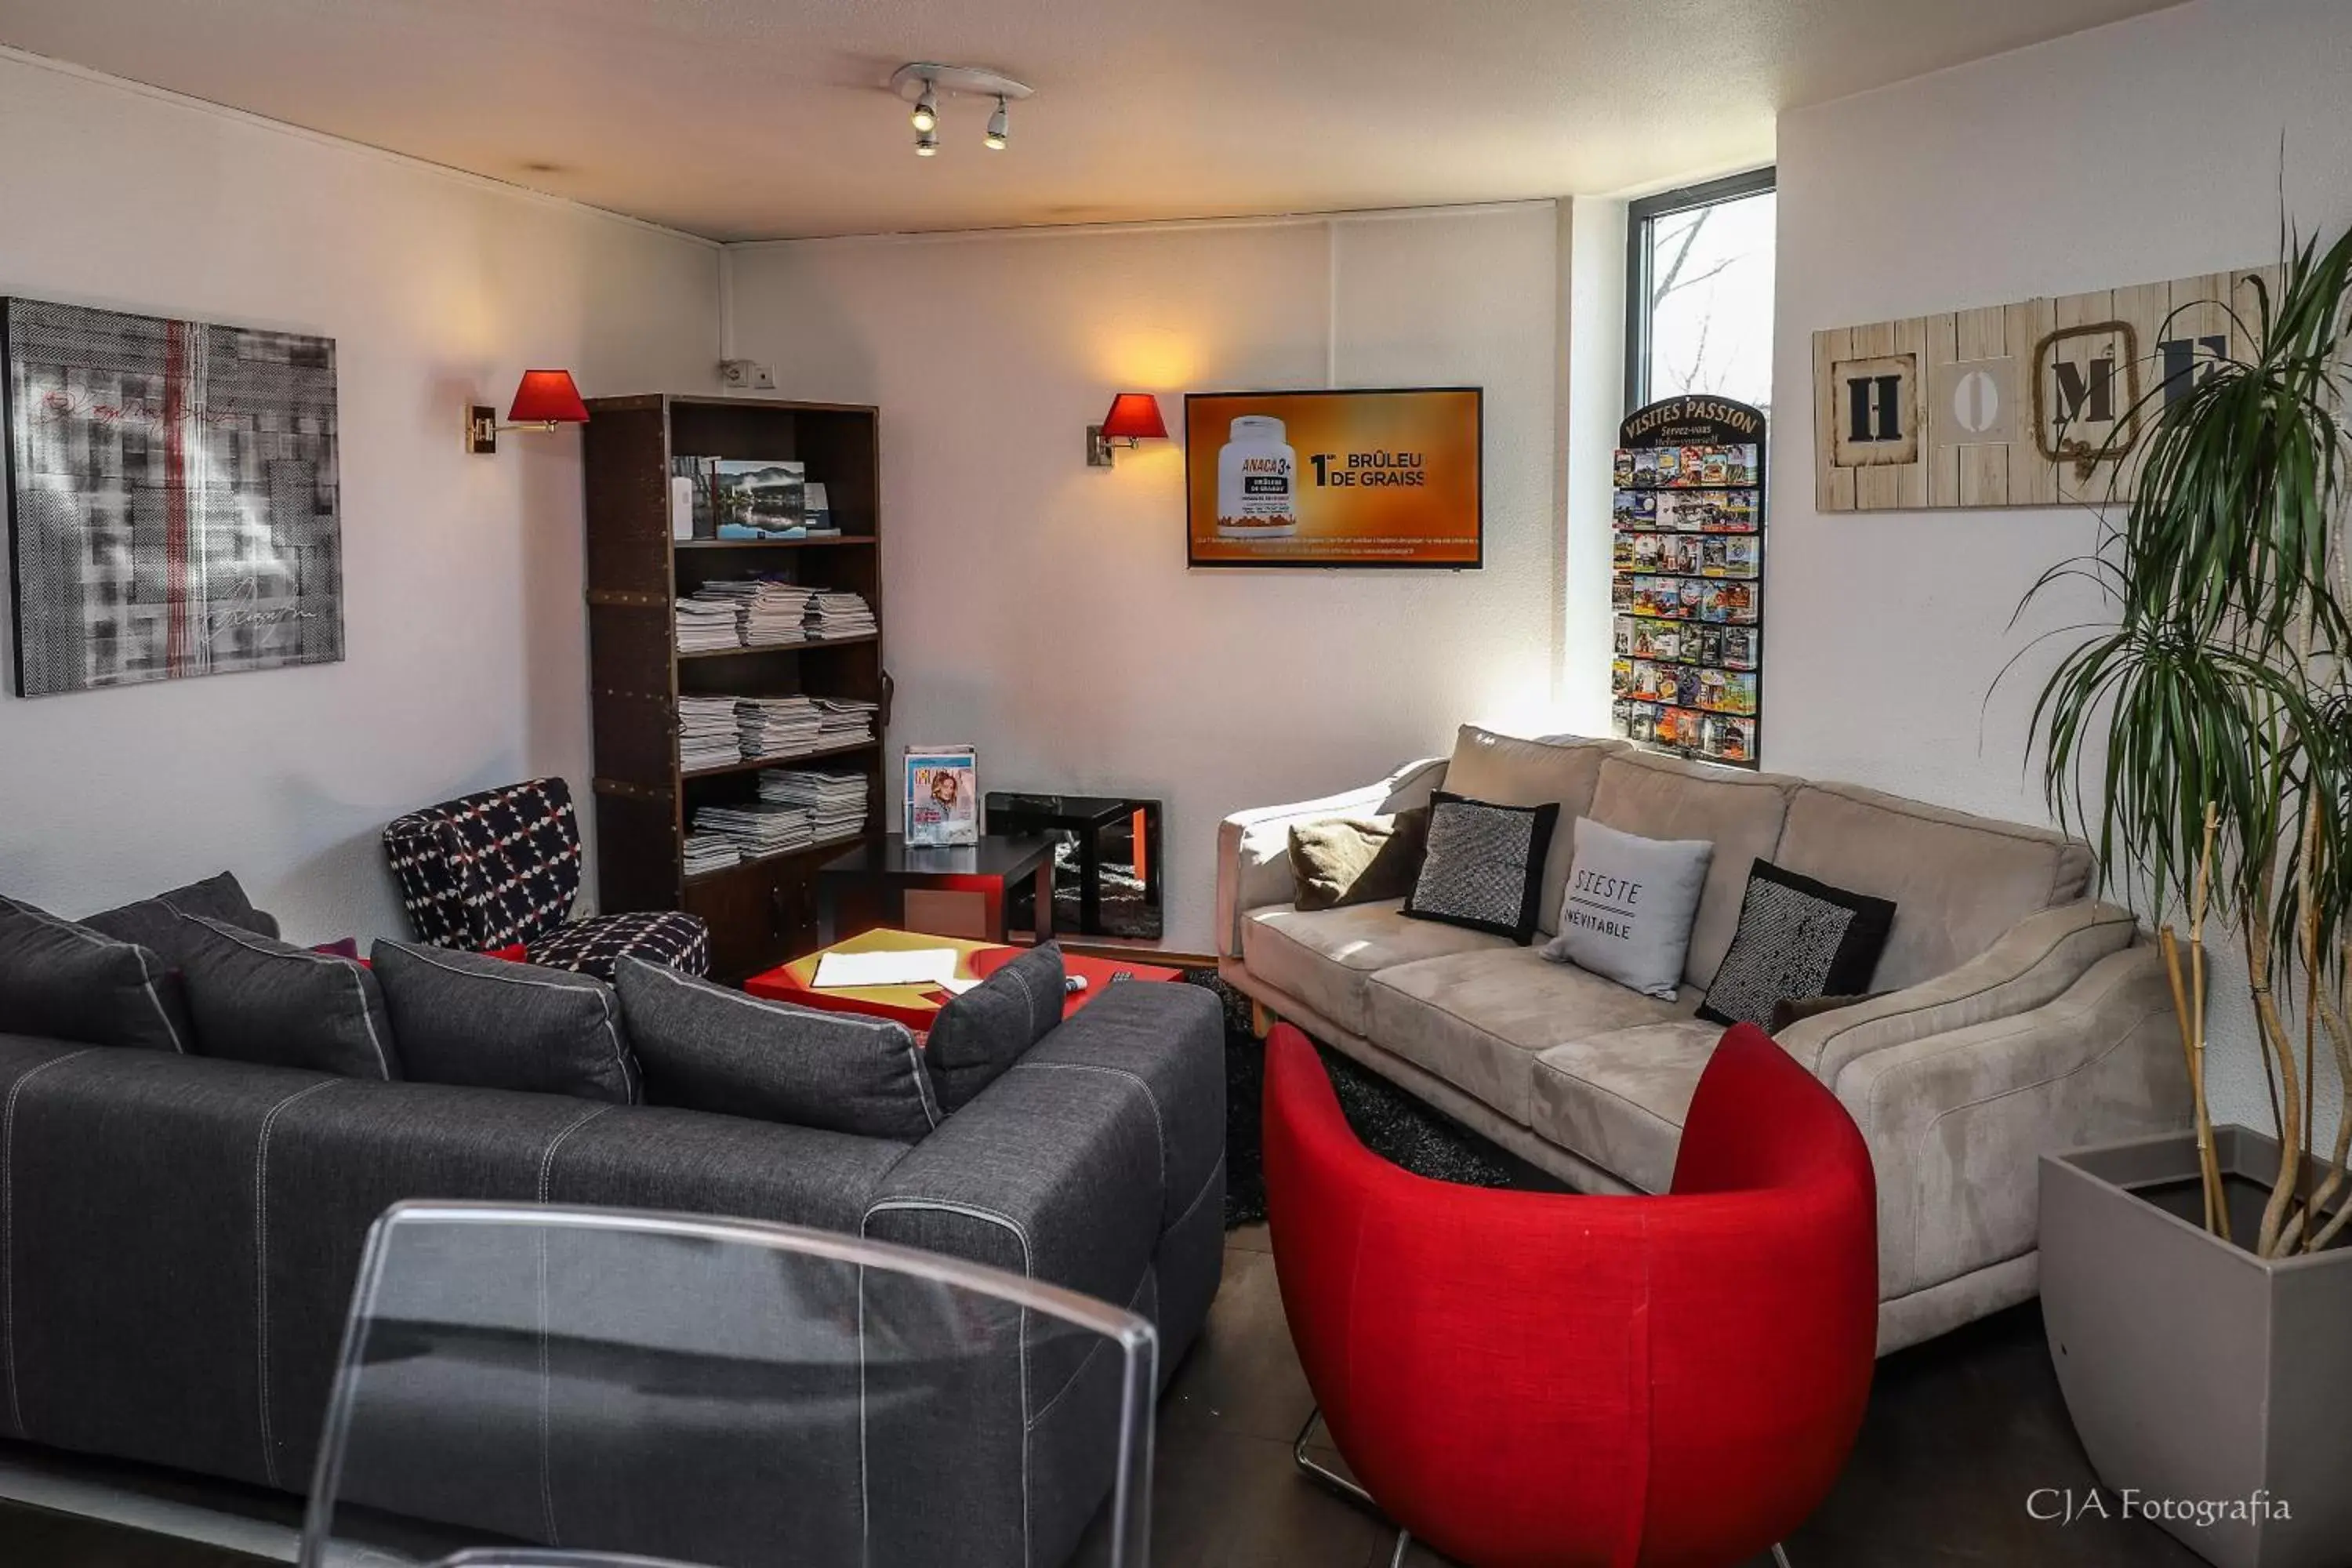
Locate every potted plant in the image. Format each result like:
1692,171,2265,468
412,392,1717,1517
2018,223,2352,1568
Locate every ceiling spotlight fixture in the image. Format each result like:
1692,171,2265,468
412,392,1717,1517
889,62,1033,159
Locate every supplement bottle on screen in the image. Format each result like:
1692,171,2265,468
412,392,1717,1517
1216,416,1297,539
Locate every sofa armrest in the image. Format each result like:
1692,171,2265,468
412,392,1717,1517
1214,757,1449,957
862,1051,1163,1309
1774,901,2142,1083
860,1004,1189,1568
1829,945,2188,1304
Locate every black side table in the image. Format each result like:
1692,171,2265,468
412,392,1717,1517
984,793,1165,938
815,833,1059,947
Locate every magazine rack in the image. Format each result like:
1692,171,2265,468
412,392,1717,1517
1609,395,1767,769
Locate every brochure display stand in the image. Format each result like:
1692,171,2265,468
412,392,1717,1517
1610,395,1766,769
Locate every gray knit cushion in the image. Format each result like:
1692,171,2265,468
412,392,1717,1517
0,895,191,1053
614,957,939,1140
924,944,1066,1113
1403,791,1560,944
172,915,398,1080
372,941,637,1104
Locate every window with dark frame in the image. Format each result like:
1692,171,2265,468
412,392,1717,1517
1624,168,1777,417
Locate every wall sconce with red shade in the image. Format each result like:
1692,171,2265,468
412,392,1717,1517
466,370,590,455
1087,392,1168,467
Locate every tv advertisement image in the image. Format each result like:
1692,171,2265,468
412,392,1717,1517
1185,388,1483,568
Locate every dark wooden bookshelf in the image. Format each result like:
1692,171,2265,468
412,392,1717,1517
583,393,885,981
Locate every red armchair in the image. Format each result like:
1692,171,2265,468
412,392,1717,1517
1264,1022,1876,1568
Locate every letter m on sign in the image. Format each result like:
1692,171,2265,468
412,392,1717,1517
1830,354,1919,468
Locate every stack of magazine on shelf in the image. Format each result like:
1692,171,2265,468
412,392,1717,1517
691,800,815,860
678,695,744,771
682,831,742,877
674,595,741,653
758,768,868,842
736,695,824,757
805,590,877,640
744,580,815,645
812,696,879,746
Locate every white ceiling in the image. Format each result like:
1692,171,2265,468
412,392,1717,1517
0,0,2182,242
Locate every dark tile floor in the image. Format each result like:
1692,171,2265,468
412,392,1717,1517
0,1225,2205,1568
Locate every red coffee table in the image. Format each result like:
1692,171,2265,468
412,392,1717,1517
745,927,1181,1032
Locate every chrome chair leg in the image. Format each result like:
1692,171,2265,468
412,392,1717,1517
1298,1409,1419,1564
1292,1406,1375,1508
1771,1544,1795,1568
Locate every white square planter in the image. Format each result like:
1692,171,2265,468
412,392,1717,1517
2040,1127,2352,1568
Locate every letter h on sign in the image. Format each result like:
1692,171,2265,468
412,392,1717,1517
1829,354,1920,468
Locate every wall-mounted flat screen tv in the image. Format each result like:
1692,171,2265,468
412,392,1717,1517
1185,387,1483,568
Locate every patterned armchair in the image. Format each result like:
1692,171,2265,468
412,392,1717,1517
383,778,708,981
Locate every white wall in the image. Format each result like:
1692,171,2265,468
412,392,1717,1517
725,205,1568,952
1771,0,2352,1134
0,51,720,941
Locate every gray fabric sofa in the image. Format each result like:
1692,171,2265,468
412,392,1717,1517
1218,728,2190,1354
0,978,1225,1568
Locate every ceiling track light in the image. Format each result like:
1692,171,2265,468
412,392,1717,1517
889,62,1033,159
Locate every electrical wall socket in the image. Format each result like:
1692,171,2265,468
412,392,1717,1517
718,358,776,390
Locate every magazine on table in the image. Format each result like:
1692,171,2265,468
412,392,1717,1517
904,746,980,846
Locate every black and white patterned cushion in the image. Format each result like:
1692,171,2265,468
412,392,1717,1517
528,911,710,983
1697,859,1897,1029
1401,791,1560,944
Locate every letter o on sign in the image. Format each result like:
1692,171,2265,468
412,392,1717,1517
1951,368,2002,434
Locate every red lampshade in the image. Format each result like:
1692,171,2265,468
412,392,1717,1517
507,369,590,425
1098,392,1167,442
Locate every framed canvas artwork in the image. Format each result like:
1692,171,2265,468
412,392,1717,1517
3,297,343,696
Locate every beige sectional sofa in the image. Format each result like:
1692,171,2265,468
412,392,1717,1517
1218,728,2192,1352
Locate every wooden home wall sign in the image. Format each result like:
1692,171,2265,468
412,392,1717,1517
1811,263,2279,512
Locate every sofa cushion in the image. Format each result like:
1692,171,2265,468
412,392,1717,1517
1364,946,1693,1125
372,941,637,1104
0,895,191,1054
1439,726,1621,935
1403,792,1559,943
1290,808,1428,912
82,871,280,956
1695,859,1896,1029
1527,1019,1724,1193
615,957,940,1140
1586,750,1800,989
1242,899,1508,1036
1772,780,2095,991
172,915,398,1080
924,943,1065,1113
1540,817,1714,1000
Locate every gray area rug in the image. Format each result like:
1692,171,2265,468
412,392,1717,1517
1179,971,1559,1227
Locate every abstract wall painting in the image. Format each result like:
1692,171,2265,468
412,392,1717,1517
3,297,343,697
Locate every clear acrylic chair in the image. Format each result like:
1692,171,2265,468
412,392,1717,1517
298,1201,1158,1568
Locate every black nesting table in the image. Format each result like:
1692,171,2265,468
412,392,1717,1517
983,793,1165,938
815,833,1059,946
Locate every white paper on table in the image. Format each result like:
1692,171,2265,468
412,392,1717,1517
935,976,985,996
812,948,961,989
